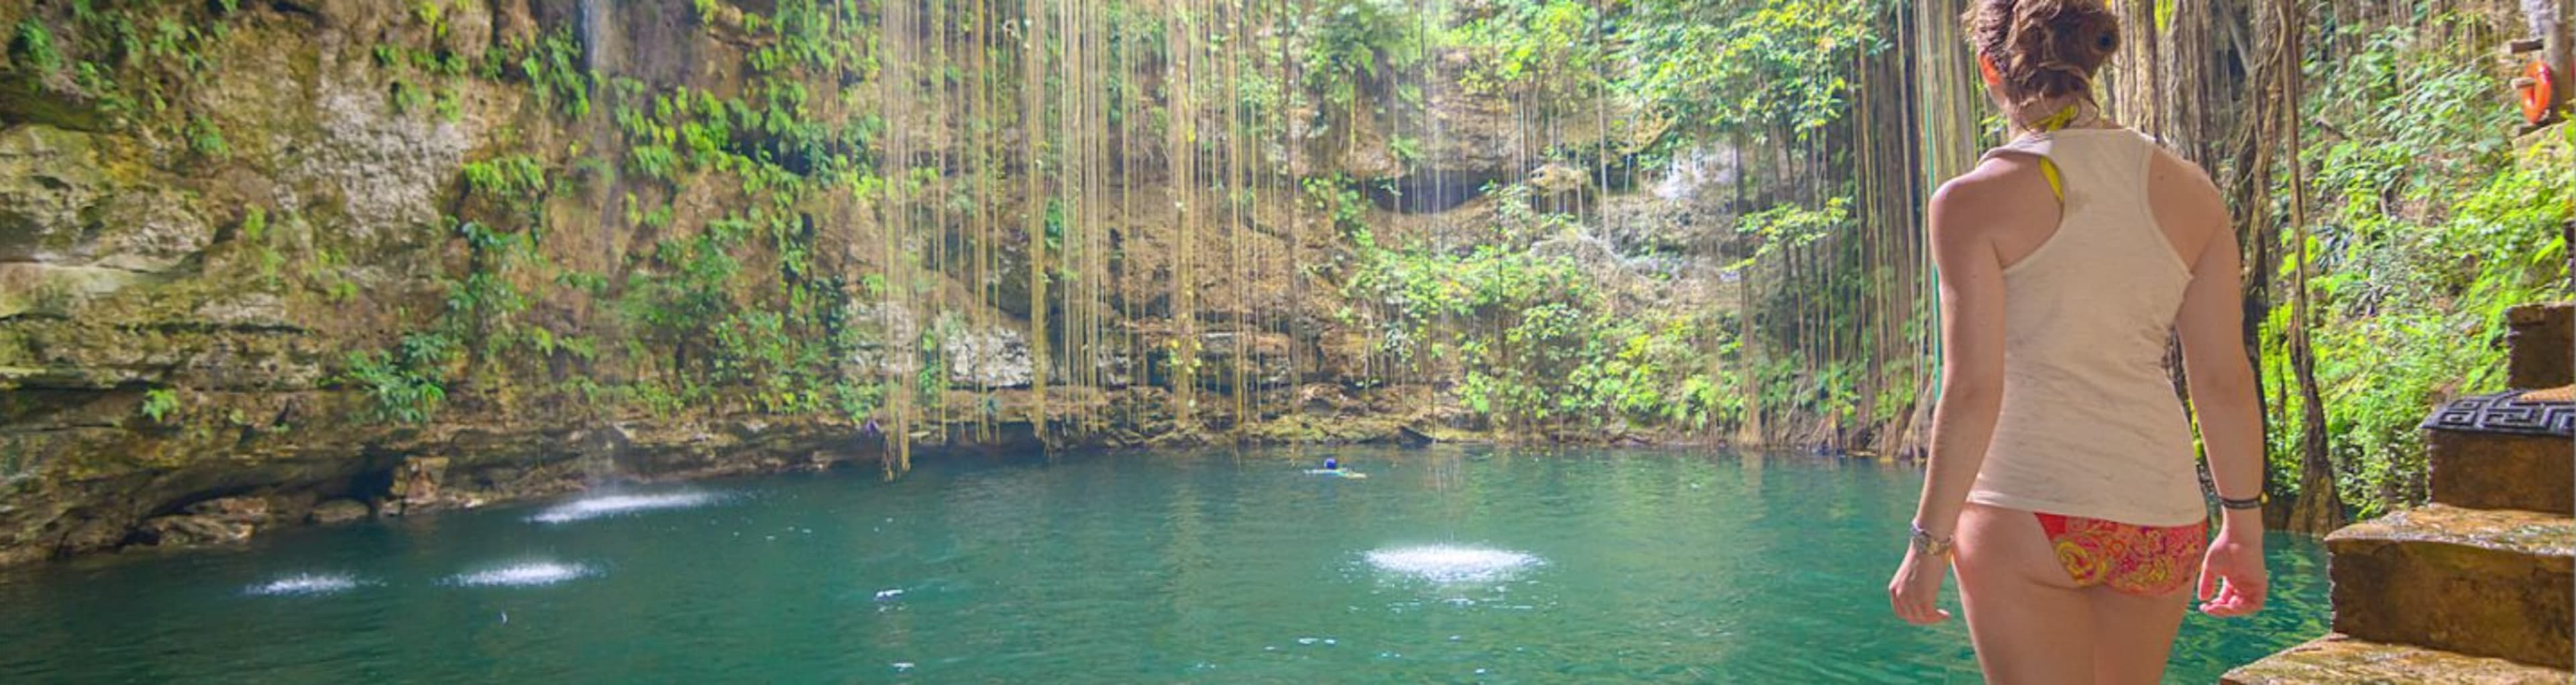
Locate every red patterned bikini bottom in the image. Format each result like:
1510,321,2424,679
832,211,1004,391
2033,512,2208,596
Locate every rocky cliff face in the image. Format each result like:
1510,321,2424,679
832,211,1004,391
0,0,1748,565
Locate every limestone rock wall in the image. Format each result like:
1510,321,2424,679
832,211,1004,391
0,0,1748,565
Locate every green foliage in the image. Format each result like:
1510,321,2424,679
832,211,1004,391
449,221,531,315
1347,242,1727,430
28,1,234,121
11,19,61,73
1730,197,1850,268
1487,180,1582,240
461,154,546,207
391,79,429,114
185,113,226,158
1617,0,1882,142
342,333,457,424
516,29,591,117
139,388,180,423
1387,135,1422,165
1299,0,1426,145
239,206,267,242
413,1,448,39
1450,0,1603,114
2268,23,2575,517
631,144,681,181
433,89,462,121
1302,174,1373,244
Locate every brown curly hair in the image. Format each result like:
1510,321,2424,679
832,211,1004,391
1964,0,2121,109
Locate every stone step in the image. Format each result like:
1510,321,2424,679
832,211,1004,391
2507,303,2571,388
2426,427,2573,515
2221,633,2575,685
2327,505,2575,670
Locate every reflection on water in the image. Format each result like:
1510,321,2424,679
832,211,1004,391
527,491,724,524
242,573,365,597
445,562,596,588
0,447,2328,684
1365,545,1543,584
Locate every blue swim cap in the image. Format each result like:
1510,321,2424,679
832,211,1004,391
1324,458,1339,470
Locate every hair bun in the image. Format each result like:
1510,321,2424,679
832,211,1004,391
1964,0,2123,106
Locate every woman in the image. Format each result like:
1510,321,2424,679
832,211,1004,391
1886,1,2269,683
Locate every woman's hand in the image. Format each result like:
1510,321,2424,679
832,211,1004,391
1888,547,1953,625
2197,525,2267,617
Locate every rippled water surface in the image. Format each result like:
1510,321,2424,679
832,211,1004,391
0,447,2329,683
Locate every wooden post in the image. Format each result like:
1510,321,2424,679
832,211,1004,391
2555,0,2574,120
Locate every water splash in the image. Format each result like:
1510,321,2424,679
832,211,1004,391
529,491,721,524
1364,545,1542,584
245,573,364,596
449,562,596,587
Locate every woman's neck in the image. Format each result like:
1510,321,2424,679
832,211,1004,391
2005,98,2110,136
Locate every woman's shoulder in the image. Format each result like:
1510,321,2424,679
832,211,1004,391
1932,157,2053,224
2141,145,2220,195
1945,154,2049,193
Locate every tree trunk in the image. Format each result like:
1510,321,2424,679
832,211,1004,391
1737,265,1766,447
2277,0,2347,535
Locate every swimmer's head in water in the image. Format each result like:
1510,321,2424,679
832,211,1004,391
1324,458,1339,470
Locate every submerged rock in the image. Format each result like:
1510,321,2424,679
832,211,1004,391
1394,425,1434,448
308,499,370,525
183,496,274,525
132,497,271,547
133,515,255,547
387,456,450,515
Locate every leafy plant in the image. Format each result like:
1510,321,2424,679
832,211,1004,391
1616,0,1882,144
11,20,62,73
1451,0,1604,117
341,333,457,424
186,114,227,158
1299,0,1426,148
139,388,180,423
1387,135,1422,164
517,28,591,117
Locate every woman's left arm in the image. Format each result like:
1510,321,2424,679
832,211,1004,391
1888,173,2013,625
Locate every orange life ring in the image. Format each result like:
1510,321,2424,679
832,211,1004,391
2522,60,2558,125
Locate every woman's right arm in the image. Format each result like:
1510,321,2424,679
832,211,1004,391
2165,157,2267,617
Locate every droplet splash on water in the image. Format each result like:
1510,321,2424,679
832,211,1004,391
448,562,596,587
1364,545,1542,583
244,573,364,596
529,492,722,524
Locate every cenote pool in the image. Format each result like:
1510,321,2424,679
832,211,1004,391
0,447,2328,683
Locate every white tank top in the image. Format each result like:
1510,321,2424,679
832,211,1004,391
1964,128,2207,527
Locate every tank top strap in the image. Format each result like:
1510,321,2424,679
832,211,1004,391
1979,135,2055,162
1981,136,2065,201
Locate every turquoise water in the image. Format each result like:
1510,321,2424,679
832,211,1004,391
0,447,2328,683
